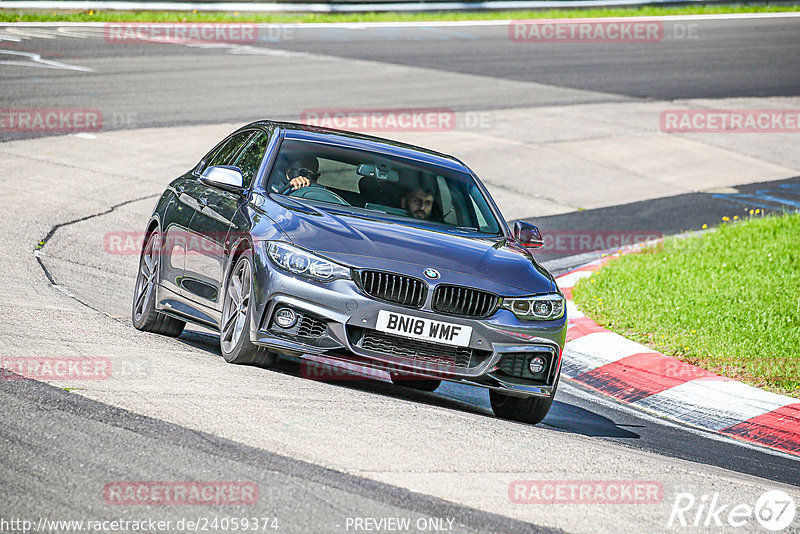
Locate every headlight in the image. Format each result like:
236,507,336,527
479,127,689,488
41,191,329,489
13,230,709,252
501,294,565,320
265,242,351,282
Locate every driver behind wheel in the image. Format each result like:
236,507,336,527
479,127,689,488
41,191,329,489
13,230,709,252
285,155,320,191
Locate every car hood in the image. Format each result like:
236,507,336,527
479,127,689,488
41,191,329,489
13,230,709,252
262,199,555,296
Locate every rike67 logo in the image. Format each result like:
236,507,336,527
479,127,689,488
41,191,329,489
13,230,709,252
668,490,796,531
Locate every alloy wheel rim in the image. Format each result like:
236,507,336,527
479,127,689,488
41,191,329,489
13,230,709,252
133,233,160,322
221,258,251,354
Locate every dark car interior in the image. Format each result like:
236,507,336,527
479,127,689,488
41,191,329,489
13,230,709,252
264,138,501,234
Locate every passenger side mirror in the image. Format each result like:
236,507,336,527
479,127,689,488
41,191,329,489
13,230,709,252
200,165,244,193
513,221,544,249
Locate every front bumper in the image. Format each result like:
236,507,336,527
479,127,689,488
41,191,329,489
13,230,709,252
250,249,567,399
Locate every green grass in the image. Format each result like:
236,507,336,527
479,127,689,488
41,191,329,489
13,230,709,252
1,4,799,23
573,212,800,397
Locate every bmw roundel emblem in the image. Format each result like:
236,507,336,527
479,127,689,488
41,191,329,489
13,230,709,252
423,268,440,280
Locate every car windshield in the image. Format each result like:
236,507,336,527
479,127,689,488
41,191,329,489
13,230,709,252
266,139,502,235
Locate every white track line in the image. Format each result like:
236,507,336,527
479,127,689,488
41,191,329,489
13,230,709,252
0,49,94,71
1,11,800,22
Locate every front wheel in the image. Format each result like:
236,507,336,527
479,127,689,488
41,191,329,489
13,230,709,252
220,253,275,367
132,230,185,337
489,376,559,425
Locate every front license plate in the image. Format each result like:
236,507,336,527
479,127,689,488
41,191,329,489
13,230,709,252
375,310,472,347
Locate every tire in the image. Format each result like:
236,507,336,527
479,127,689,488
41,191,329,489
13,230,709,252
132,230,185,337
220,252,276,367
489,375,559,425
390,373,442,392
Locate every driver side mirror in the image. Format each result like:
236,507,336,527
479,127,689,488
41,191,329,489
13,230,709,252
200,165,244,193
513,221,544,249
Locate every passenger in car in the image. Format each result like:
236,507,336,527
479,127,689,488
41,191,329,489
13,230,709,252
401,187,435,220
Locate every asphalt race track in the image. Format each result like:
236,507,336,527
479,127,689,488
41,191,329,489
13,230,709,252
1,15,799,533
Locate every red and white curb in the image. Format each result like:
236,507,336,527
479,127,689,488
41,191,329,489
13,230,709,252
555,257,800,457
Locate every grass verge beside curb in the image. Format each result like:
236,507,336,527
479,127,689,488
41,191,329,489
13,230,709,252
2,5,800,23
573,212,800,398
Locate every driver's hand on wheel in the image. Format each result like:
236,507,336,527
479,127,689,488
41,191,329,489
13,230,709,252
289,176,312,190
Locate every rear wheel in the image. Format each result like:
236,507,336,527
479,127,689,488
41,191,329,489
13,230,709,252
132,230,185,337
390,373,442,392
220,253,275,367
489,376,559,425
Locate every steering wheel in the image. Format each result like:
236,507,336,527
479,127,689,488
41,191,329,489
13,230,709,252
280,183,349,206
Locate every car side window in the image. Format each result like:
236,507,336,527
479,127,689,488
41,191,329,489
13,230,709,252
206,131,254,170
232,131,269,189
195,143,222,175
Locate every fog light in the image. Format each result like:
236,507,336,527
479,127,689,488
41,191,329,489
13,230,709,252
274,307,297,328
529,356,546,374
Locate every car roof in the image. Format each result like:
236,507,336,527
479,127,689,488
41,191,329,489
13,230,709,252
244,120,469,173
